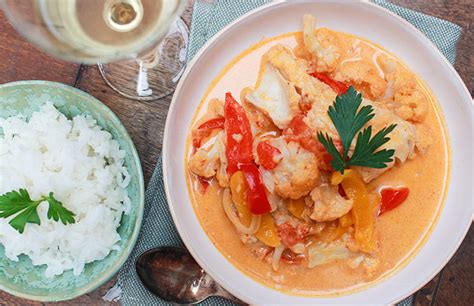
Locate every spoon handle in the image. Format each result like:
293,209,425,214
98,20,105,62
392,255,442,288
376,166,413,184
214,285,247,305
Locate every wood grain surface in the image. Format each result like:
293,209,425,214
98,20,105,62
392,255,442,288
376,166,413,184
0,1,472,305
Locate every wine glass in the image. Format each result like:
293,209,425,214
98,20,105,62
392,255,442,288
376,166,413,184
0,0,189,100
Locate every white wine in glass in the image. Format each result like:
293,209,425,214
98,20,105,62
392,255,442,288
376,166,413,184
1,0,188,100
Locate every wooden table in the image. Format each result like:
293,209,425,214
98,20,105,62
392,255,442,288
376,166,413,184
0,1,472,305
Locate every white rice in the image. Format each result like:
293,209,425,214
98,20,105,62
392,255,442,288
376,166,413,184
0,103,131,277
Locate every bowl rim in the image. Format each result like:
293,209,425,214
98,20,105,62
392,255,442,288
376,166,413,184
0,80,145,302
162,0,474,304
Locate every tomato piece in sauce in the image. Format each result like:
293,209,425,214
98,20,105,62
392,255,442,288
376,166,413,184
192,117,225,151
378,187,410,215
277,222,311,247
283,115,319,153
257,141,282,170
283,115,342,171
310,72,350,95
319,138,343,172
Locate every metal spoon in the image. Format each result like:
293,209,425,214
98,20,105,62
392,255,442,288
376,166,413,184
136,246,245,305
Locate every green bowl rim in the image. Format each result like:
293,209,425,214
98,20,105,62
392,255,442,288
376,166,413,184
0,80,145,302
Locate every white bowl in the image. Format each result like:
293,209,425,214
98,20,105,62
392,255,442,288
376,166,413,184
163,1,473,304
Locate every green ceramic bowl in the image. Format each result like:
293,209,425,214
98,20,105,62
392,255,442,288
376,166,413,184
0,81,144,301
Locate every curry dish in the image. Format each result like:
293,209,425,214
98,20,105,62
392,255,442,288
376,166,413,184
185,15,449,295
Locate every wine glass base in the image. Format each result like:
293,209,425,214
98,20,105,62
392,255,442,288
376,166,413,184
98,18,189,101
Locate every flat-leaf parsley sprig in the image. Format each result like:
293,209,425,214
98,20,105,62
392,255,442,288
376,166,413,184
317,86,397,174
0,189,75,233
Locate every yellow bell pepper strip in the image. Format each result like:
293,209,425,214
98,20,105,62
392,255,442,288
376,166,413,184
330,169,354,186
338,170,378,253
229,171,252,227
288,198,306,219
255,213,280,247
318,222,347,243
339,212,353,228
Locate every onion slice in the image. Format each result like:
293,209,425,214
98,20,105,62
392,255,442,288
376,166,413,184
272,244,286,271
222,189,261,234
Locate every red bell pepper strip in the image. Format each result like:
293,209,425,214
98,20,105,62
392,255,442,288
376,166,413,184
283,115,319,153
378,187,410,215
223,92,272,214
283,115,342,171
197,117,225,130
257,141,282,170
239,163,272,215
224,92,253,175
192,117,225,151
310,72,350,95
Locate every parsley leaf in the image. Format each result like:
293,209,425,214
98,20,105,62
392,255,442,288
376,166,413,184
349,125,397,169
317,132,345,171
327,86,374,161
0,189,75,233
46,192,76,225
317,86,396,173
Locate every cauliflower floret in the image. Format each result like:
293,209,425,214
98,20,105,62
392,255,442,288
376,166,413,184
393,89,428,122
380,58,429,122
414,123,433,154
189,131,226,180
362,257,380,277
189,147,219,178
263,44,336,106
309,184,352,222
333,60,387,99
303,15,387,99
262,137,319,199
303,15,342,72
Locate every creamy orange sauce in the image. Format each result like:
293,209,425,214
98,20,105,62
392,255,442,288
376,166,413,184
185,32,450,296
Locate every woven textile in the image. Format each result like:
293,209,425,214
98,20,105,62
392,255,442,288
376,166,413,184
373,0,461,65
115,1,462,305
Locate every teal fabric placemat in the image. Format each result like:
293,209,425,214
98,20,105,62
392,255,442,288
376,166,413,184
111,1,462,305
